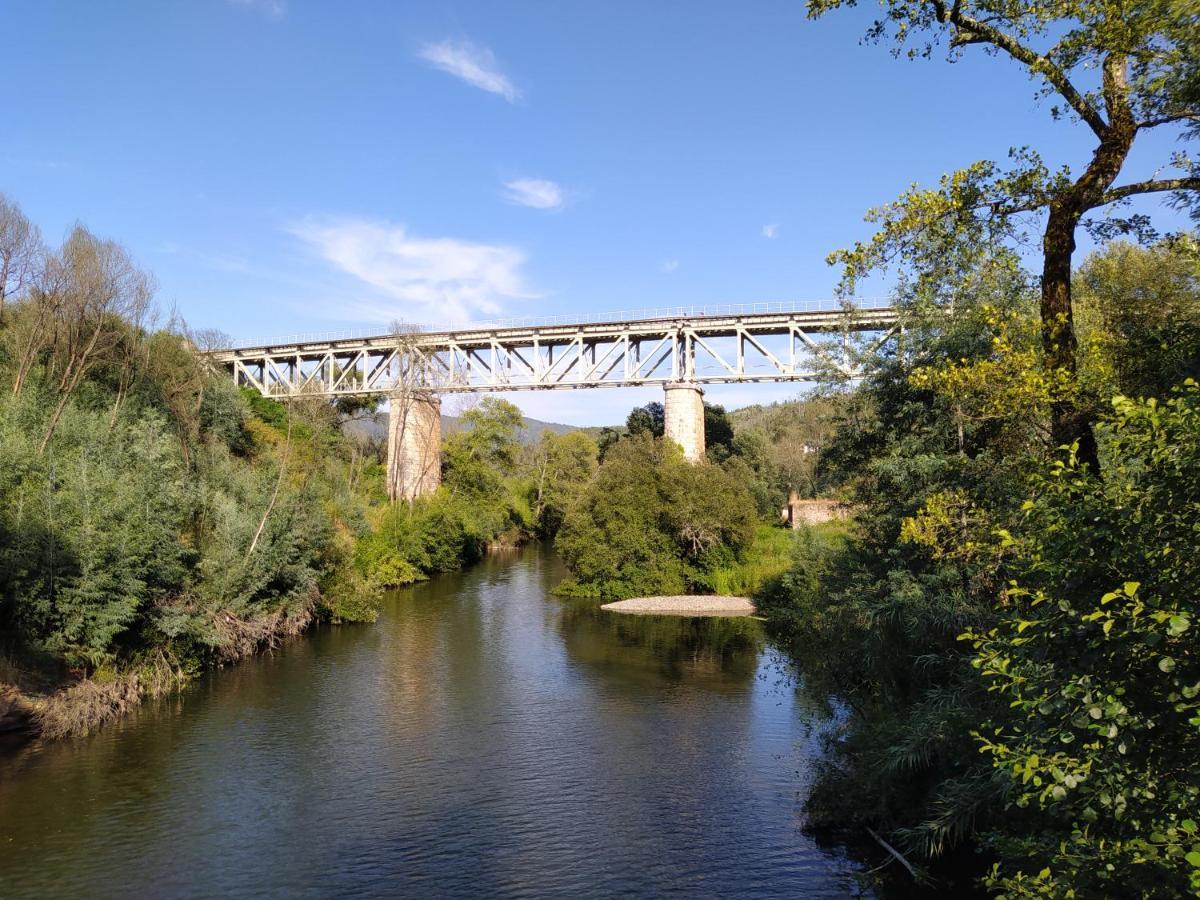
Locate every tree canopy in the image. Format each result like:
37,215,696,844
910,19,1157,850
810,0,1200,467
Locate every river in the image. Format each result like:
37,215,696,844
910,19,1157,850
0,546,862,897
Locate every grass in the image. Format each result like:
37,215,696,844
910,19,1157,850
708,525,799,597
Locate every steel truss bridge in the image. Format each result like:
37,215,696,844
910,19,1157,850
210,300,898,398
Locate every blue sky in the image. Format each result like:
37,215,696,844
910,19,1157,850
3,1,1191,423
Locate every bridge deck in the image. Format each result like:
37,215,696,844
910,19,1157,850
212,304,897,397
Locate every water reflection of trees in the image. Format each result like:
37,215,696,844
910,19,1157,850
556,601,763,692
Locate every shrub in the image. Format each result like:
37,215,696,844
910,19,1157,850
555,435,756,598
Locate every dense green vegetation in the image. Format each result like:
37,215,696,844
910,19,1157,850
759,237,1200,895
0,197,590,737
355,397,599,586
746,0,1200,889
555,434,758,598
0,204,398,734
552,388,828,599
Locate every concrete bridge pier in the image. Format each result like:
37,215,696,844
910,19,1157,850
386,391,442,502
663,382,705,462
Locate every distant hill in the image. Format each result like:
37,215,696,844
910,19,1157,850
343,412,584,445
727,395,842,447
342,396,839,449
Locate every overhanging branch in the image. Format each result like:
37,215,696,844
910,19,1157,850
928,1,1109,139
1138,112,1200,130
1101,177,1200,204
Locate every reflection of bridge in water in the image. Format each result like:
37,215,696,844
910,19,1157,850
209,300,897,501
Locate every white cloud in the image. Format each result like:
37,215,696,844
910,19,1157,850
228,0,286,19
418,39,519,102
762,223,780,239
503,178,565,210
288,216,531,323
660,258,680,274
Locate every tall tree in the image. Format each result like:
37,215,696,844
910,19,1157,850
809,0,1200,467
625,401,665,438
528,430,598,535
0,194,42,321
39,226,154,454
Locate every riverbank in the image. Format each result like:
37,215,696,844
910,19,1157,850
1,598,318,741
1,544,862,897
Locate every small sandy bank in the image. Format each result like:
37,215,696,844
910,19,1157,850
600,596,756,617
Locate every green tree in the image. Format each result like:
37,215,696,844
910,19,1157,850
965,383,1200,896
1076,235,1200,401
625,401,664,438
596,426,622,462
758,273,1046,884
529,430,598,536
456,397,524,468
703,402,735,461
555,435,756,599
809,0,1200,468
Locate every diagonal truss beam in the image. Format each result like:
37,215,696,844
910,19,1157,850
210,307,898,397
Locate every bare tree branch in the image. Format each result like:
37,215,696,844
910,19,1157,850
1137,112,1200,129
1102,177,1200,203
928,0,1109,138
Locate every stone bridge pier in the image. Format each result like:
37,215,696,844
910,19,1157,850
386,391,442,502
663,382,705,462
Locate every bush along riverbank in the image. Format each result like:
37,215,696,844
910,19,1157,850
0,197,558,742
552,392,822,602
0,255,392,739
756,238,1200,896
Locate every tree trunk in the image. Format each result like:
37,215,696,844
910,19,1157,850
1037,54,1137,474
1040,202,1100,471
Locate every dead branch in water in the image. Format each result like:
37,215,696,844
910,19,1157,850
866,826,917,879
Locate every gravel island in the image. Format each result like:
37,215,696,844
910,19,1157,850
600,596,756,617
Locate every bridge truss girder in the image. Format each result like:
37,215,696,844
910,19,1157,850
214,309,897,398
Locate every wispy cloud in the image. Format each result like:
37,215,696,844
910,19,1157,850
228,0,286,19
503,177,565,210
762,223,780,239
2,156,65,170
287,216,531,323
660,258,680,274
418,39,519,102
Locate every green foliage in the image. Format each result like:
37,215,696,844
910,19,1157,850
763,235,1200,893
353,397,547,590
758,281,1051,885
705,524,797,597
441,397,528,544
199,378,251,453
965,383,1200,897
702,402,736,461
0,365,374,672
555,435,756,599
807,0,1200,296
0,398,191,666
615,399,739,464
1076,235,1200,401
355,495,470,588
455,397,524,468
810,0,1199,466
0,205,385,681
728,394,846,501
527,429,598,536
596,426,622,461
625,401,664,438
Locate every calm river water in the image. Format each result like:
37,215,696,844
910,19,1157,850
0,546,861,897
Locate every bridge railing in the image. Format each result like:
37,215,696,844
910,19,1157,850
221,297,890,351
